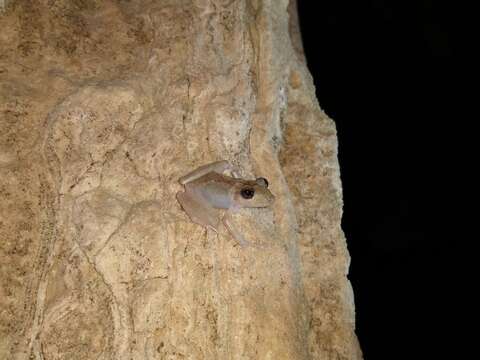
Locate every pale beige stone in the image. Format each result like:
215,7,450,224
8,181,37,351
0,1,362,359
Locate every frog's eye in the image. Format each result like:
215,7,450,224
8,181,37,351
240,187,255,199
256,177,269,188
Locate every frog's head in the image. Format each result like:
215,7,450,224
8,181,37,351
233,177,275,208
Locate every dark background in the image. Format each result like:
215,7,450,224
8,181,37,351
297,1,455,359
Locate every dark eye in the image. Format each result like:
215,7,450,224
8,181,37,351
256,177,269,188
240,188,255,199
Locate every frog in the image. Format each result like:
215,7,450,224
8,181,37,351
176,160,275,247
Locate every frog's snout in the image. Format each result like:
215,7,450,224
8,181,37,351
254,188,275,207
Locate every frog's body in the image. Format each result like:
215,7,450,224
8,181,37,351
176,160,275,246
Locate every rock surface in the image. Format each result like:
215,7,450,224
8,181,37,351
0,1,362,359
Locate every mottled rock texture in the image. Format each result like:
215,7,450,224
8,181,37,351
0,0,362,359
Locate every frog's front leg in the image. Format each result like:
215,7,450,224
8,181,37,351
179,160,239,185
222,211,251,247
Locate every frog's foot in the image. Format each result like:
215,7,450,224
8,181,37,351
179,160,232,184
222,212,267,249
222,217,250,247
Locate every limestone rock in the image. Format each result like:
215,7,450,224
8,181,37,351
0,1,362,359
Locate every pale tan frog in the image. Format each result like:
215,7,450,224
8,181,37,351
176,160,275,247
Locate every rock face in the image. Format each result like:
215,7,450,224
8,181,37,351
0,1,362,359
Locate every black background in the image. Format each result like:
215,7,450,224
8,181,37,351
297,1,455,359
